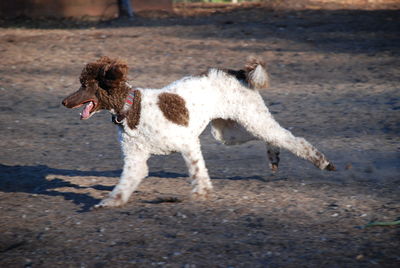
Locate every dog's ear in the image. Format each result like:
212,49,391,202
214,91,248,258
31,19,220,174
96,57,128,89
104,62,128,82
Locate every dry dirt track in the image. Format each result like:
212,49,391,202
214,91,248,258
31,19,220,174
0,5,399,267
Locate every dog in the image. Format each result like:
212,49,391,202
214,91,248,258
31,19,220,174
62,56,335,208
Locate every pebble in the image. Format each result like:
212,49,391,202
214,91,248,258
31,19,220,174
356,254,364,260
176,212,187,219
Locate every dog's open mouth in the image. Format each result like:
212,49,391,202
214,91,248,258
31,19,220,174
75,100,97,120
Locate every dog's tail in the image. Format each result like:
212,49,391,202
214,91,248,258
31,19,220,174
244,56,270,90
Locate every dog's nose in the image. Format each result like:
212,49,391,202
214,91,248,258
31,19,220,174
62,98,68,106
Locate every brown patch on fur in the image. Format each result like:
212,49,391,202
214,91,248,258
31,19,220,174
199,56,268,90
204,56,268,88
223,69,247,81
125,90,142,129
200,68,246,82
157,93,189,126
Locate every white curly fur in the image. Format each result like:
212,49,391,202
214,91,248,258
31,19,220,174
93,60,334,208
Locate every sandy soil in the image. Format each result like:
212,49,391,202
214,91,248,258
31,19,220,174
0,4,399,267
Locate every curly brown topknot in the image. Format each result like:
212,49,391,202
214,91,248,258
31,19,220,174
80,56,128,90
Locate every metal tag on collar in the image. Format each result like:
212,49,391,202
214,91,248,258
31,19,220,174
112,114,124,125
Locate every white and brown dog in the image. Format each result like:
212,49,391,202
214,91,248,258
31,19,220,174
62,56,335,208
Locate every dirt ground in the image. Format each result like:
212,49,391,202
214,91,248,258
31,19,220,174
1,3,399,267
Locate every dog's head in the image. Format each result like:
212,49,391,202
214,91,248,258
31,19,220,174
62,56,128,120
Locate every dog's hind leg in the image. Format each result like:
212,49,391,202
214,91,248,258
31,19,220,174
243,116,334,170
231,94,335,171
95,151,150,208
181,139,213,198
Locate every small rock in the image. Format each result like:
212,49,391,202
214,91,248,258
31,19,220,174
345,163,352,170
356,254,364,260
176,212,187,219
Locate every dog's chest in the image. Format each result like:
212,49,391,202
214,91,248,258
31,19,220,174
119,125,188,156
118,104,192,155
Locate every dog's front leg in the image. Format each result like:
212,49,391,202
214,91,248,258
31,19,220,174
95,152,150,208
181,141,213,199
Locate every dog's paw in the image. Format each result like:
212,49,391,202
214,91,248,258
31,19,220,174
325,163,336,171
94,194,126,209
191,187,213,201
270,163,279,173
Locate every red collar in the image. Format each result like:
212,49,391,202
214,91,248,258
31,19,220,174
124,88,136,106
112,88,136,125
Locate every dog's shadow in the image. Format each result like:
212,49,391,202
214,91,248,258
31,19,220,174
0,164,112,212
0,164,185,212
0,164,273,212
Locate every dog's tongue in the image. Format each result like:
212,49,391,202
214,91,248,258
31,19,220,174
81,101,94,120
